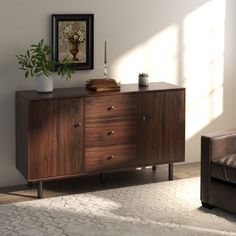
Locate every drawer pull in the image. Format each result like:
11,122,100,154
142,115,150,121
74,122,82,128
142,116,147,122
107,155,115,160
107,105,115,111
107,130,115,136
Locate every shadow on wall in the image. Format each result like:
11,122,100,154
110,0,236,162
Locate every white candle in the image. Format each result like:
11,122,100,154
104,40,107,64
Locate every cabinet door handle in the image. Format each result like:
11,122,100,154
142,116,147,122
107,155,115,160
74,122,82,128
141,115,151,122
107,130,115,136
107,105,115,111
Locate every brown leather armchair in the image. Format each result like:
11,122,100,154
201,130,236,213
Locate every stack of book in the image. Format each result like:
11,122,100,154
86,78,120,92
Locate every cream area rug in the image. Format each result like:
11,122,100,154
0,177,236,236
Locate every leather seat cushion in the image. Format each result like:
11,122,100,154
211,154,236,184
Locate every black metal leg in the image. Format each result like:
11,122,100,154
202,202,214,209
100,173,105,184
38,181,43,199
168,163,173,180
152,165,157,171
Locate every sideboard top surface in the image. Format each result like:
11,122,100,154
16,82,185,101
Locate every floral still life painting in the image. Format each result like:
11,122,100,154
52,14,94,70
59,21,86,63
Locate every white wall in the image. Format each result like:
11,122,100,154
0,0,236,187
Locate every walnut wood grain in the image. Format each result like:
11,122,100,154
15,94,29,179
16,82,183,101
28,98,84,180
28,100,57,179
85,144,136,172
85,94,137,121
161,91,185,163
15,82,185,186
85,118,137,148
56,98,84,176
138,90,185,165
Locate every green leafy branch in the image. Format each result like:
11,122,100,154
16,39,74,80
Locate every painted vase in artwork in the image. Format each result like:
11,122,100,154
59,22,86,63
69,40,79,61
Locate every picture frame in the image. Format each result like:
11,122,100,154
52,14,94,70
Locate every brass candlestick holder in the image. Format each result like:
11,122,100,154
103,40,108,79
86,40,120,92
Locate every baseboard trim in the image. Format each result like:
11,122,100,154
0,184,29,193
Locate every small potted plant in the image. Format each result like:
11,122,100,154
138,73,149,87
16,39,74,92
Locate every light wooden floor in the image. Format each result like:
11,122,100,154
0,162,200,205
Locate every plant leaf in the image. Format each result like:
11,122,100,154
25,71,29,78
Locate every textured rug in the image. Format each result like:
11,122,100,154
0,177,236,236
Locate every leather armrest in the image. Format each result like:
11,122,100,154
201,129,236,203
202,129,236,161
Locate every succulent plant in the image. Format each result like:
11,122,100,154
139,73,149,77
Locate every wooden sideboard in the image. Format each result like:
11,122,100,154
16,82,185,198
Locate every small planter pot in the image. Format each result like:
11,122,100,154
36,73,53,93
139,75,149,87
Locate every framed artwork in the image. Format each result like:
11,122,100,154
52,14,94,70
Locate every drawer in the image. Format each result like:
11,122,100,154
85,118,137,147
85,144,136,172
85,94,137,121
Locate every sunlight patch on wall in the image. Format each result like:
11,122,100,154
112,0,225,141
183,0,225,140
112,25,178,84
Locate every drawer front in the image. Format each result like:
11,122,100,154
85,144,136,172
85,94,137,121
85,118,137,148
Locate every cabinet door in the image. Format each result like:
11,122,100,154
138,90,185,165
28,98,84,180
